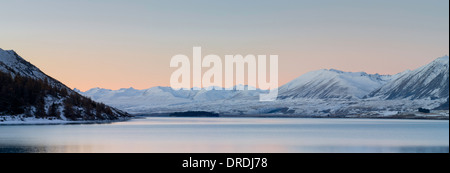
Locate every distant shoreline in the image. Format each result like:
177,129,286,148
0,115,132,125
138,112,449,120
1,111,448,125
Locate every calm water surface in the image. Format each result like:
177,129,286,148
0,117,448,153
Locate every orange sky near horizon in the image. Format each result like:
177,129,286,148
1,0,448,91
7,45,447,92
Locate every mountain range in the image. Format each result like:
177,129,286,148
368,56,449,100
1,48,448,120
278,69,393,99
79,55,449,116
0,48,130,123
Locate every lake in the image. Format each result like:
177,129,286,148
0,117,448,153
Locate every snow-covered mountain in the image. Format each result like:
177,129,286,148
278,69,392,99
0,48,130,123
0,48,67,89
2,48,446,119
79,85,266,113
368,56,449,100
80,69,395,112
79,55,449,117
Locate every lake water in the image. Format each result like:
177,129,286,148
0,117,448,153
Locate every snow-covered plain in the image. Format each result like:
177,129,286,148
0,114,129,125
0,115,74,125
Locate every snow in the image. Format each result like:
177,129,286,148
0,49,47,80
378,111,399,116
3,47,448,119
78,85,268,114
79,56,449,116
0,114,128,125
0,115,74,125
80,84,447,116
279,69,392,99
73,88,82,93
369,55,449,99
1,48,130,123
0,48,75,93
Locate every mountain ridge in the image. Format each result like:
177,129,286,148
79,55,449,116
278,69,393,99
368,55,449,100
3,48,445,117
0,48,130,123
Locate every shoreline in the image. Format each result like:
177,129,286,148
0,116,133,125
138,113,449,120
1,112,448,125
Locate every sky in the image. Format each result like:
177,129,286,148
0,0,448,91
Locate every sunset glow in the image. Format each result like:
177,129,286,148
1,0,448,91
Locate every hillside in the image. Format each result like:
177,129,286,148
368,56,449,100
0,48,130,123
278,69,392,99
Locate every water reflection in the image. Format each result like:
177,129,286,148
0,145,448,153
0,118,448,153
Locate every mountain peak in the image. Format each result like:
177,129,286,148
1,48,48,81
0,48,12,52
120,87,136,90
435,55,449,64
279,68,391,99
368,55,449,100
73,88,82,93
0,48,19,56
1,49,130,122
328,68,344,73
